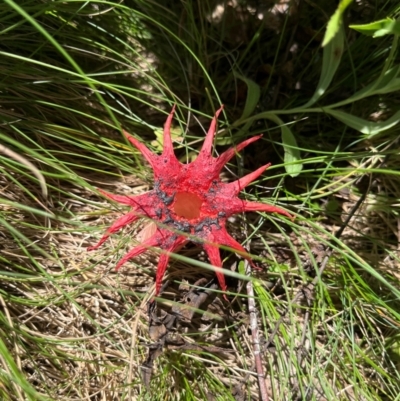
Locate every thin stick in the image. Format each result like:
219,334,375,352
238,145,270,400
245,259,270,401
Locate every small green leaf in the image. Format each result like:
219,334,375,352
295,0,351,108
326,109,400,137
238,260,246,275
322,0,353,46
302,23,345,108
342,66,400,102
255,112,303,177
151,127,183,151
373,65,400,94
350,18,400,37
233,72,261,120
281,126,302,177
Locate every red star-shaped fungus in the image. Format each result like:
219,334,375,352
88,105,292,298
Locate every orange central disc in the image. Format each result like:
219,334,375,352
173,191,202,219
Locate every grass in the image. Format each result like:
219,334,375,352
1,0,400,400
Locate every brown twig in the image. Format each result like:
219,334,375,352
245,259,270,401
237,137,270,400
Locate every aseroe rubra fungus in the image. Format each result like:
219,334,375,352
88,105,292,298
